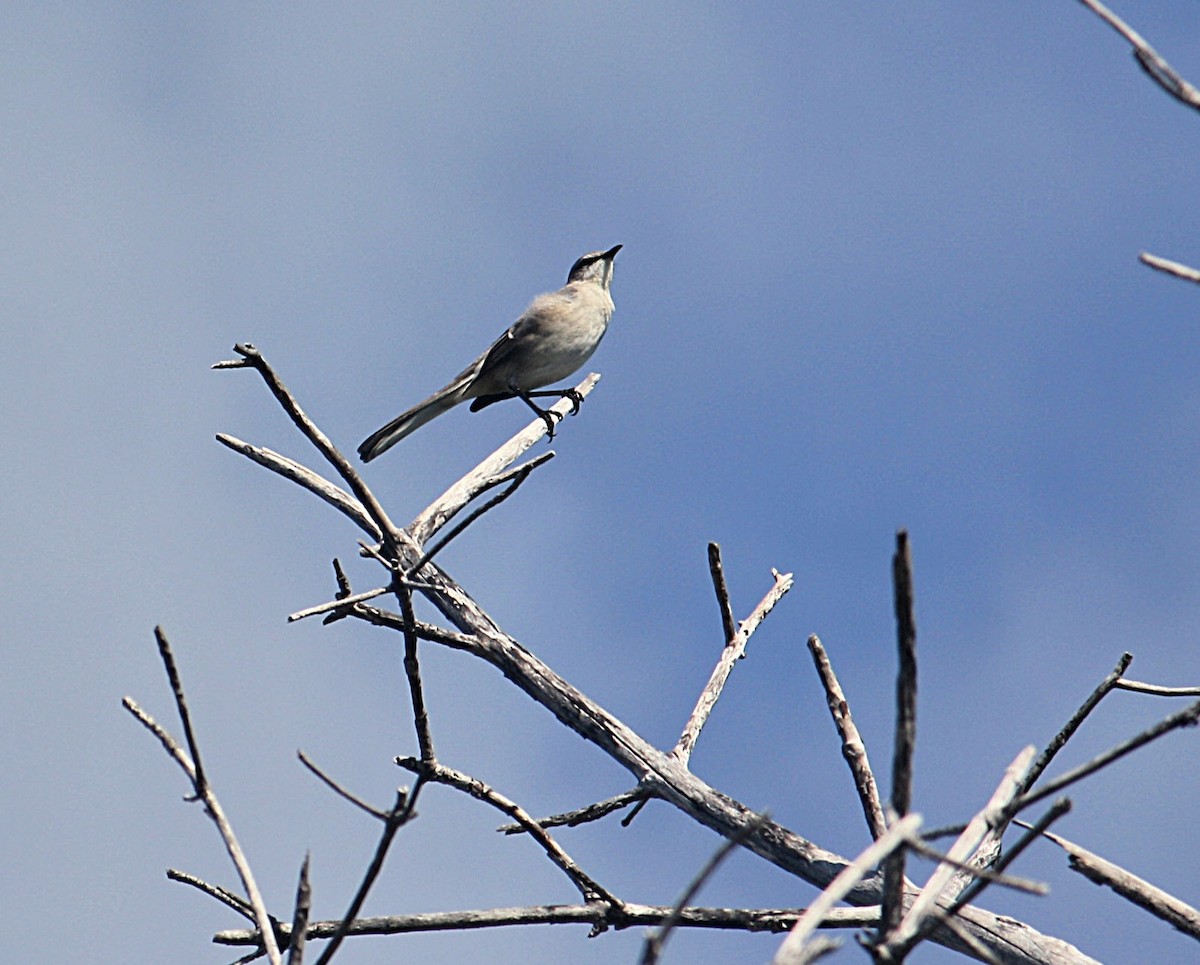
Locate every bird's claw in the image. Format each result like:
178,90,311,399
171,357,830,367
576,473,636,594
540,408,564,439
563,388,584,416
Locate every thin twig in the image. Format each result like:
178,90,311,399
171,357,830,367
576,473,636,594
396,757,620,908
880,529,918,939
1115,677,1200,697
404,464,540,576
1023,652,1133,795
1011,699,1200,815
708,542,738,645
314,787,415,965
773,813,922,965
1139,252,1200,284
124,629,281,964
215,434,381,542
807,635,887,840
397,586,436,764
903,838,1047,897
215,344,402,554
289,585,392,623
641,813,770,965
296,750,390,821
673,568,794,762
1075,0,1200,111
286,854,312,965
1031,825,1200,939
167,869,256,920
499,787,649,834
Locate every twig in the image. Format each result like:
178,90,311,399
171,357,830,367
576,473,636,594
216,903,879,945
123,629,281,964
1023,652,1133,795
296,750,390,820
499,787,649,834
903,838,1047,897
215,434,381,542
807,635,887,840
672,567,794,761
407,375,598,544
395,757,620,909
772,813,922,965
167,869,255,920
1115,677,1200,697
1075,0,1200,110
1032,825,1200,939
215,344,402,554
286,854,311,965
640,813,770,965
289,585,391,623
1011,699,1200,815
1139,252,1200,284
404,462,542,577
314,788,415,965
398,586,436,764
880,529,918,939
707,542,738,645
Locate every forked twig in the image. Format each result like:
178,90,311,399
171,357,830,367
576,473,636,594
123,628,281,964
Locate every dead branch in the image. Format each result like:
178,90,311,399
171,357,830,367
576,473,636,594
807,634,888,840
1074,0,1200,111
216,903,880,945
286,854,312,965
1114,676,1200,697
123,628,282,964
1032,827,1200,940
1139,252,1200,284
880,529,918,940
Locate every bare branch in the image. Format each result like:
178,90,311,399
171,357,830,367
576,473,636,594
499,787,649,834
215,434,381,542
1011,699,1200,815
707,542,738,644
1075,0,1200,111
407,374,599,544
215,343,402,553
167,869,255,920
641,812,770,965
296,749,391,821
398,587,436,764
673,567,794,762
217,903,879,945
1023,652,1133,795
314,788,416,965
1034,826,1200,939
1115,677,1200,697
396,757,620,909
880,529,918,938
807,635,887,840
1139,252,1200,284
286,854,312,965
124,630,281,964
289,584,391,623
773,813,921,965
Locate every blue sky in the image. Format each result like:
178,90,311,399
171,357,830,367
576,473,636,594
4,3,1199,963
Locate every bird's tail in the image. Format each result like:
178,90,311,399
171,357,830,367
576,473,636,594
358,384,466,462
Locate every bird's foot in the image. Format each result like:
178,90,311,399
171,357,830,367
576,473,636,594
539,407,564,439
562,388,584,416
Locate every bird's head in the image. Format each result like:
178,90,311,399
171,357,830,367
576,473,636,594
567,244,622,288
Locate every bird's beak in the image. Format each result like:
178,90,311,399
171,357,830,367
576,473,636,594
604,244,623,260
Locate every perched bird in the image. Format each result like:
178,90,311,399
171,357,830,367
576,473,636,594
358,244,622,462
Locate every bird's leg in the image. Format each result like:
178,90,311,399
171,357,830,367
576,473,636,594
523,387,585,416
517,391,563,439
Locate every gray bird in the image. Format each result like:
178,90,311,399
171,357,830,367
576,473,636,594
358,244,622,462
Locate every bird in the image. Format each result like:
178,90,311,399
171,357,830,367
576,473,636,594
358,244,622,462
